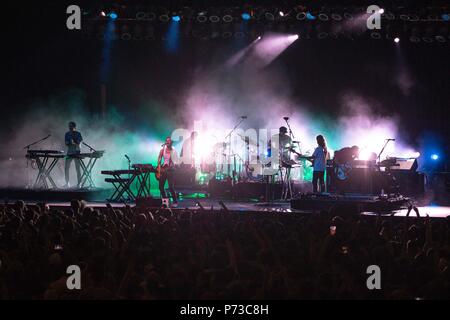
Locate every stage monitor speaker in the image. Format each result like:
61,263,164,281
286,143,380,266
389,158,418,171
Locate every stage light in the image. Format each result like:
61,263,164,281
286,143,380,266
172,15,181,22
197,14,208,23
443,14,450,21
409,14,419,22
343,12,353,20
371,31,382,39
295,12,306,20
306,12,316,20
279,11,284,17
242,12,251,20
109,12,118,20
394,37,400,43
265,12,275,20
209,15,220,23
318,13,329,21
379,8,385,14
331,13,343,21
288,34,299,41
223,14,233,22
257,36,262,40
100,11,106,17
431,154,439,160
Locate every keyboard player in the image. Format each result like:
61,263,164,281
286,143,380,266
64,121,83,188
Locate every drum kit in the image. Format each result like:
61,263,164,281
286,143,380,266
197,131,310,182
195,116,310,200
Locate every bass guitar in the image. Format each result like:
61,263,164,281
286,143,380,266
155,164,168,181
155,164,180,181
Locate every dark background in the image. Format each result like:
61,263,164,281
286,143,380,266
2,0,449,168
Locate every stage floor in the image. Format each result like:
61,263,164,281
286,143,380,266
18,198,450,219
2,187,449,218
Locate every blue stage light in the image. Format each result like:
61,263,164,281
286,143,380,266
109,12,118,20
431,154,439,161
442,14,450,21
306,12,316,20
241,13,251,20
172,15,181,22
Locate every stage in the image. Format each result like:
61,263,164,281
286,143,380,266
2,187,449,218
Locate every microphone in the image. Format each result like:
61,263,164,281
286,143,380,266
161,142,166,147
124,154,130,162
283,117,289,121
241,116,247,119
387,138,396,141
43,134,51,140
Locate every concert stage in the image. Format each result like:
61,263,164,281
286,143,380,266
290,193,412,213
3,188,449,219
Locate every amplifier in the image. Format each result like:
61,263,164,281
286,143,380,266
327,166,375,194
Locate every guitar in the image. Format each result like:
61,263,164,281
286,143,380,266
155,164,167,181
155,164,179,181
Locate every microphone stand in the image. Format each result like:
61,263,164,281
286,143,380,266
23,135,51,150
82,142,96,152
377,139,394,163
283,117,298,200
224,116,246,184
23,134,50,189
284,118,295,140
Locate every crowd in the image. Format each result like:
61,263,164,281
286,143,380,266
0,199,449,299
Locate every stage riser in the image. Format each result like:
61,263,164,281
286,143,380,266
291,195,410,213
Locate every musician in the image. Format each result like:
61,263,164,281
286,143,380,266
64,121,82,188
158,136,179,205
269,126,293,166
334,145,359,165
310,135,330,193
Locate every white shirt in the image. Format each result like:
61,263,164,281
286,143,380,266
162,146,179,167
312,146,328,172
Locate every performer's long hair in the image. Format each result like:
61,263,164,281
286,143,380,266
316,135,327,156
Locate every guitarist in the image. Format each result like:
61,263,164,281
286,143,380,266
157,136,178,205
310,135,330,193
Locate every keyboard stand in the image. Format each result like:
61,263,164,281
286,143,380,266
34,156,61,189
